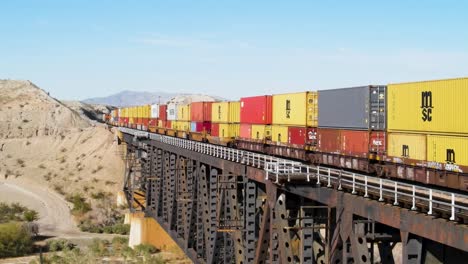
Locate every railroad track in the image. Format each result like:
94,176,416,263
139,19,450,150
119,127,468,223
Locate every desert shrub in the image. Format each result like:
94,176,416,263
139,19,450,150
66,194,91,215
0,202,27,223
111,224,130,235
47,239,74,252
23,210,39,222
38,164,46,169
0,222,33,258
134,244,158,258
91,191,109,200
53,185,66,195
88,239,110,257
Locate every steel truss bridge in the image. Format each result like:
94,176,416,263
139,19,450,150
119,127,468,264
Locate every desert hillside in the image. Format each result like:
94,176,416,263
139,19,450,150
0,80,125,236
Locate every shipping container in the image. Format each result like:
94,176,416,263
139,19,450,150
165,120,172,129
387,133,426,161
427,135,468,172
150,104,159,118
191,102,213,122
211,123,240,138
240,95,272,124
272,92,318,127
251,125,271,140
240,124,252,139
190,121,212,133
271,125,289,143
158,120,166,128
174,121,190,131
288,127,317,146
177,104,191,121
318,86,386,130
167,103,178,121
148,118,158,127
388,78,468,135
211,101,241,123
212,102,229,123
143,105,151,119
318,128,385,157
159,105,167,121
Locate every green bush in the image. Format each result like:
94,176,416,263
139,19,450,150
134,244,158,256
88,238,110,257
47,239,74,252
23,210,39,222
111,223,130,235
111,236,128,254
66,194,91,215
0,202,27,223
0,222,33,258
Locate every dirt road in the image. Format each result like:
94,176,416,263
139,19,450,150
0,178,118,240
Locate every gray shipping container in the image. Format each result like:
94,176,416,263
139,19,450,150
318,85,386,130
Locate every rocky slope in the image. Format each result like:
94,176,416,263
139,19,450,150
0,80,125,235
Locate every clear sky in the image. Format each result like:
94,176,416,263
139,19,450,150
1,1,467,100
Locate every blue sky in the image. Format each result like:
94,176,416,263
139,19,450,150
1,1,467,100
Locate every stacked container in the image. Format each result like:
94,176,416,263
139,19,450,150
175,104,191,131
270,91,318,148
190,102,213,133
211,101,241,138
158,104,168,129
386,78,468,188
317,86,387,158
239,95,272,140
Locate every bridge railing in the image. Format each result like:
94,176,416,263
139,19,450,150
119,127,468,222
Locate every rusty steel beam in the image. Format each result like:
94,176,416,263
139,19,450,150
122,134,468,254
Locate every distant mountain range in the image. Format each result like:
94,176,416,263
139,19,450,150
83,90,227,107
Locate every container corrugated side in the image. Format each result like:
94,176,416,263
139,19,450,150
427,135,468,172
388,78,468,135
167,103,178,121
177,104,191,121
159,105,167,121
150,104,159,118
251,125,271,140
240,96,272,124
216,123,240,138
271,125,289,143
211,102,229,123
272,92,318,126
240,124,252,139
318,86,386,130
191,102,213,122
229,102,241,123
387,133,426,161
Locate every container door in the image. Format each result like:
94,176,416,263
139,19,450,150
370,85,386,130
306,92,318,127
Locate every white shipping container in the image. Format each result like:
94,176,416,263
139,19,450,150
150,104,160,118
167,103,178,121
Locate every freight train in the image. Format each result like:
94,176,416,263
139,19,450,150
107,77,468,192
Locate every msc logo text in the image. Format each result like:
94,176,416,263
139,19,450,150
421,91,433,122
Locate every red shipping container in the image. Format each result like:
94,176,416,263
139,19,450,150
240,124,252,139
240,95,272,124
142,118,149,127
288,127,317,146
191,121,212,133
341,130,369,157
159,105,167,121
211,123,220,137
369,131,386,155
191,102,213,122
317,128,341,154
165,120,172,129
148,118,158,127
318,128,386,158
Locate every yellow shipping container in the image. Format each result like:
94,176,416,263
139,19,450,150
387,133,426,161
172,121,190,131
142,105,151,119
211,102,241,123
272,91,318,127
388,78,468,135
251,125,271,140
427,135,468,170
229,102,240,123
218,123,240,138
177,104,191,121
212,102,229,123
271,125,289,143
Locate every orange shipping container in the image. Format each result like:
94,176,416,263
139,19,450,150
191,102,213,122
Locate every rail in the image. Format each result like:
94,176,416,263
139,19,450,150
119,127,468,222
